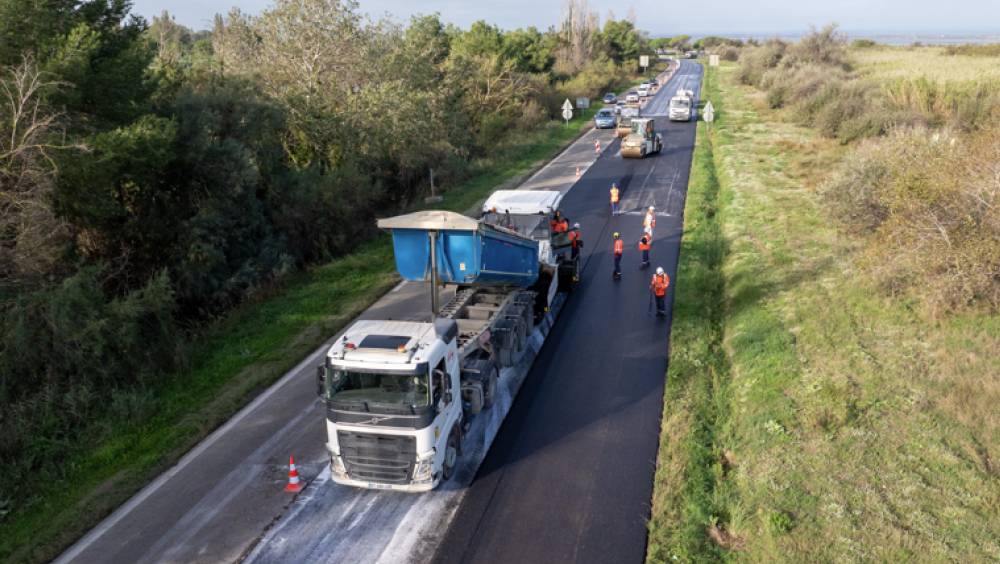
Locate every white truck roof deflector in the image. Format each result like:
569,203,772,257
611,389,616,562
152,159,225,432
482,190,562,215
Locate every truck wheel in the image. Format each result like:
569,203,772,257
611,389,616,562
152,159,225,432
442,428,460,481
483,365,499,409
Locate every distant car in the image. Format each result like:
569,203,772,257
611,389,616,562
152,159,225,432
594,108,616,129
637,84,650,98
625,91,640,104
602,92,618,104
614,100,625,115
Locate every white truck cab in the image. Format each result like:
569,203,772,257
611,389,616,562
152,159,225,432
669,95,693,121
319,319,469,491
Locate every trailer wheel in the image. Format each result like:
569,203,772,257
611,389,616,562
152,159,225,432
482,365,499,409
442,427,460,481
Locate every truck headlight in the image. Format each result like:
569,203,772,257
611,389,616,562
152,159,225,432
329,452,347,476
412,450,436,482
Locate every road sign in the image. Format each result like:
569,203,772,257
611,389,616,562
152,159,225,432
562,107,573,123
562,98,574,111
576,97,590,109
639,55,649,68
703,101,715,123
709,54,720,67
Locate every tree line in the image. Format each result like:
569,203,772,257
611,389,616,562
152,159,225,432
0,0,653,526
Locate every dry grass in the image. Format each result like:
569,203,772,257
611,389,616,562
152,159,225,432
853,45,1000,82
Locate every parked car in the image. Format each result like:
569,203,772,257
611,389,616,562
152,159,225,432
602,92,618,104
594,108,616,129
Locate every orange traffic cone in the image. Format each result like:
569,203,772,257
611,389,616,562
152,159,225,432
285,455,302,492
594,139,601,154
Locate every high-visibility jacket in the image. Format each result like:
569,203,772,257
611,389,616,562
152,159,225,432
552,219,569,233
610,186,620,203
569,230,581,248
651,273,670,297
613,239,624,255
638,238,651,251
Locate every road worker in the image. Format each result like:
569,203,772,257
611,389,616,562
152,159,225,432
612,232,624,279
643,206,656,237
650,267,670,316
568,223,583,259
610,183,621,215
638,234,651,268
550,210,569,233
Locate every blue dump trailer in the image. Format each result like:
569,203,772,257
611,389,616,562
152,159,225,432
377,210,539,288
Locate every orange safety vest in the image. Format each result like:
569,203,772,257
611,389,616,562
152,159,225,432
638,238,651,251
651,273,670,297
556,219,569,233
569,230,580,248
610,186,620,203
613,239,624,255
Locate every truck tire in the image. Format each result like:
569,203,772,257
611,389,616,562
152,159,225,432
442,428,460,481
483,365,499,409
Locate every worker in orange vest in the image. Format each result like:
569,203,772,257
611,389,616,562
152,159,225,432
550,210,569,233
568,223,583,259
609,183,620,215
638,234,651,268
612,232,624,279
650,267,670,316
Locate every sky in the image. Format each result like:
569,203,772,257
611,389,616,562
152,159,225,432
131,0,1000,36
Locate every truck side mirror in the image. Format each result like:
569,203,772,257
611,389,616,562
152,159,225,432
444,391,454,404
316,366,326,398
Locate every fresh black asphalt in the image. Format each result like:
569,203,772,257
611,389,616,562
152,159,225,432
433,60,703,564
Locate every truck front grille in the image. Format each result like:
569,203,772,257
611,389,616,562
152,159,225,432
337,431,416,484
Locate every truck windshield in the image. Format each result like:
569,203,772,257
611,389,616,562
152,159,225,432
670,98,691,108
325,369,430,409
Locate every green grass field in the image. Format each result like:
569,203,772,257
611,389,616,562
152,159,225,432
647,61,1000,561
0,108,599,564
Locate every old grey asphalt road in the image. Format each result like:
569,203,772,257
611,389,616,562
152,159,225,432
433,59,703,564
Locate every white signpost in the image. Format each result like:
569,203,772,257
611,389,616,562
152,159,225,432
709,54,720,67
639,55,649,73
562,98,574,124
575,97,590,109
703,101,715,123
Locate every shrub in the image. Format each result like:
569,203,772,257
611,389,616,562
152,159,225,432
736,39,787,86
851,39,878,49
943,43,1000,57
824,126,1000,314
717,46,740,61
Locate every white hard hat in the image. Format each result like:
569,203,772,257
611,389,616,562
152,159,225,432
656,267,664,275
649,206,655,211
573,223,580,229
